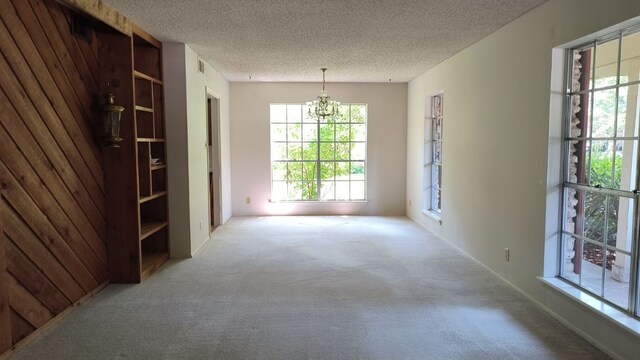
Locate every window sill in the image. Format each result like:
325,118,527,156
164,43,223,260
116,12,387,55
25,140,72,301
421,210,442,225
538,276,640,338
269,200,368,204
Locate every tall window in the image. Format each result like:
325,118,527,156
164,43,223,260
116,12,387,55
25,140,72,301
423,94,443,215
560,27,640,313
270,104,367,201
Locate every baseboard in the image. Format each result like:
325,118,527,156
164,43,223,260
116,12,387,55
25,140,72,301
409,217,623,360
0,280,110,360
463,256,623,360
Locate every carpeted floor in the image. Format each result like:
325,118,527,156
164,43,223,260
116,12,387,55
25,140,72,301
12,216,608,359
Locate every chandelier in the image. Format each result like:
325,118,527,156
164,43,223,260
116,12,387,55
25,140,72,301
307,68,339,119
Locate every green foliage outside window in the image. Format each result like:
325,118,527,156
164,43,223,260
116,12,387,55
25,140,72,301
271,104,366,201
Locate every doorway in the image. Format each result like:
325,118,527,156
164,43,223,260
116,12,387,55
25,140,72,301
207,96,222,231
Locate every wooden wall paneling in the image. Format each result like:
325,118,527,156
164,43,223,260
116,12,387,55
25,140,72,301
0,162,98,294
9,310,33,346
46,1,99,89
4,228,74,315
0,45,106,236
29,0,98,94
0,123,107,283
0,5,104,199
98,29,141,283
0,92,107,270
57,6,100,85
7,274,53,329
11,0,100,161
0,174,10,354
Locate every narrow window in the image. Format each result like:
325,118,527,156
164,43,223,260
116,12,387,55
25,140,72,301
270,104,367,201
423,94,443,216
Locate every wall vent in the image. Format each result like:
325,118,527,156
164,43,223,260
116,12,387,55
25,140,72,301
198,59,205,73
71,13,93,42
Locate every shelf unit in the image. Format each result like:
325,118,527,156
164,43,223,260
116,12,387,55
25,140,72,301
133,32,169,281
100,26,169,283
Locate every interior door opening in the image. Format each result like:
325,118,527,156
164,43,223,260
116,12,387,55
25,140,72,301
207,96,221,232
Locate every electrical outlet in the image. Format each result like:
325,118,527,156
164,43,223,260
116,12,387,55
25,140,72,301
246,197,251,204
504,248,510,262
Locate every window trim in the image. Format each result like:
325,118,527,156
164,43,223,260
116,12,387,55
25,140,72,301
423,93,443,219
269,103,368,202
557,24,640,317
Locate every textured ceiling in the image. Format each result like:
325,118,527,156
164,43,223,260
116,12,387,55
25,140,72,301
103,0,548,82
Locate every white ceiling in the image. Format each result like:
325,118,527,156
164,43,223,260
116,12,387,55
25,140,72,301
103,0,548,82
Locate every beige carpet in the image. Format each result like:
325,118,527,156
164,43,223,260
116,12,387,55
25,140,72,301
12,216,608,359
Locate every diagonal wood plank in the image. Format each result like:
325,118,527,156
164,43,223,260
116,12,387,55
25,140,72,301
0,48,107,234
0,90,107,265
0,178,10,354
28,0,98,92
2,199,86,304
3,232,71,316
0,164,99,293
0,4,104,195
9,309,34,346
11,0,101,164
7,273,53,329
69,17,100,86
0,122,107,281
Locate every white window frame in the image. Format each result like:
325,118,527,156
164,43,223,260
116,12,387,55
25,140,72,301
423,93,443,219
270,103,367,202
557,24,640,317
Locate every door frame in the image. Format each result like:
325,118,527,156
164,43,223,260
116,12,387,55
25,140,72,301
205,88,222,231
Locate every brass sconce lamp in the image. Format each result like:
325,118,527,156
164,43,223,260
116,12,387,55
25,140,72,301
100,93,124,147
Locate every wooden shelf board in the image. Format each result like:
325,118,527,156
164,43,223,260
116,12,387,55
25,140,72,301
134,70,163,85
139,191,167,204
136,138,166,143
140,221,167,240
140,252,169,281
135,105,153,113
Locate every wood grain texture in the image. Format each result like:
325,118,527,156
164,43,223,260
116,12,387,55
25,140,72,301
0,29,106,234
0,90,107,257
11,0,99,160
0,121,107,280
0,181,10,354
98,30,141,283
0,4,105,205
0,0,108,352
7,274,53,329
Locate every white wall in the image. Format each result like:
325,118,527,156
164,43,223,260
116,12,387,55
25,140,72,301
230,82,407,216
163,43,231,257
406,1,640,358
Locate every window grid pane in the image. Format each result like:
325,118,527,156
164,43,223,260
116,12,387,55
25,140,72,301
271,104,367,201
561,28,640,315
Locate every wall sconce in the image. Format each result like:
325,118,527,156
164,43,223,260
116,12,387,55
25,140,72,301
100,93,124,147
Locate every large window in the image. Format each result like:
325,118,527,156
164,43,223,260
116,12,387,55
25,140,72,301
560,27,640,313
270,104,367,201
423,94,443,215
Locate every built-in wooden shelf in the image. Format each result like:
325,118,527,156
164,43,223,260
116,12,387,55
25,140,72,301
140,221,168,240
140,252,170,281
137,138,166,143
139,191,167,204
135,105,153,113
134,70,163,85
105,28,169,283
